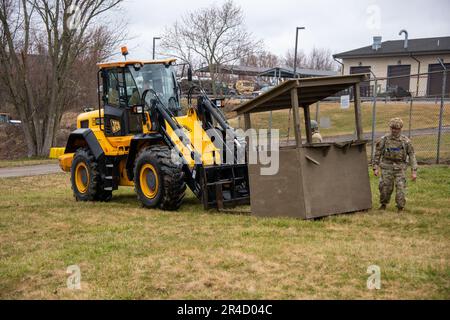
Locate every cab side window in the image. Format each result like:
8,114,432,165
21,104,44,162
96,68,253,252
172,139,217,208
105,69,133,108
106,69,120,107
105,69,140,107
124,70,140,106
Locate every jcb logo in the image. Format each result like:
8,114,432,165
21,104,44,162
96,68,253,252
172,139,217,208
110,119,121,133
367,265,381,290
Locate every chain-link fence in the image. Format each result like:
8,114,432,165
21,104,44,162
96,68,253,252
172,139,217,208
231,70,450,164
365,70,449,164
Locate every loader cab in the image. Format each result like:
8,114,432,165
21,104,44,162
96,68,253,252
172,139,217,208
98,59,181,136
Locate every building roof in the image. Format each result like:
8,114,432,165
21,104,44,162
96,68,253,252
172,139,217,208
233,74,369,115
259,66,338,78
196,64,338,78
334,36,450,59
196,64,268,76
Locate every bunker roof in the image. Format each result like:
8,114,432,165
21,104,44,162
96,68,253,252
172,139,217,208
233,74,369,115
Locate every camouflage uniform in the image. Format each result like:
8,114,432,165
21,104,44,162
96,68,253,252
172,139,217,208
310,120,323,143
312,132,323,143
373,118,418,209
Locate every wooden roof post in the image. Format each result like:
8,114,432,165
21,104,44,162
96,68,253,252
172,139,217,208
304,104,312,144
244,113,251,131
290,85,302,147
244,113,252,159
353,82,363,140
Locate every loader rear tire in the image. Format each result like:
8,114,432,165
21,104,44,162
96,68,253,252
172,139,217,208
134,145,186,210
71,148,112,202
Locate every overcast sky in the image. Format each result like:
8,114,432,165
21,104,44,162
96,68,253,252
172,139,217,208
119,0,450,61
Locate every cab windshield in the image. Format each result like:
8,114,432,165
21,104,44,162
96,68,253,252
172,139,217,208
129,63,180,113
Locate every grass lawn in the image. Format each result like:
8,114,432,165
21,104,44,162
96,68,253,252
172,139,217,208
410,134,450,163
0,158,58,169
0,166,449,299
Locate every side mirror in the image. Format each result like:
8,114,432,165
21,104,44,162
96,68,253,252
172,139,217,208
187,67,193,82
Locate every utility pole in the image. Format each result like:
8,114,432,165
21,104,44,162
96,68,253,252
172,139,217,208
293,27,305,78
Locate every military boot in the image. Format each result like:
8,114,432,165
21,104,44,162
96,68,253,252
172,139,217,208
397,207,404,213
379,204,387,210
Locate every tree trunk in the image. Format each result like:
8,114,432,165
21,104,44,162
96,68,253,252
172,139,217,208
208,64,217,97
41,112,58,157
21,118,37,157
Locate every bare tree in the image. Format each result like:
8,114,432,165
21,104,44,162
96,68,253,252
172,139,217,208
0,0,123,157
161,0,261,96
307,47,335,71
67,25,127,113
283,47,336,72
240,50,279,69
283,48,307,69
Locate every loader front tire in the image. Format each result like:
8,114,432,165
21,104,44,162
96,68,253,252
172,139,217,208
134,145,186,210
71,148,112,202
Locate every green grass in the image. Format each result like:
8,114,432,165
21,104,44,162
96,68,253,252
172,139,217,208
0,158,58,168
410,134,450,163
0,166,449,299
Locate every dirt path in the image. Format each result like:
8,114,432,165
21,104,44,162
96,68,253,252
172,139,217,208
0,164,61,178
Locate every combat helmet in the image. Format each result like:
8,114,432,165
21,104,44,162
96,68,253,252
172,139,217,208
310,120,319,132
389,117,404,129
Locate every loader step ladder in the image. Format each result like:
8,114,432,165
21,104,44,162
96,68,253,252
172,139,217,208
201,164,250,210
104,161,114,191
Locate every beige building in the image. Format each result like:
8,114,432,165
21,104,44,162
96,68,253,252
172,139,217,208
334,36,450,97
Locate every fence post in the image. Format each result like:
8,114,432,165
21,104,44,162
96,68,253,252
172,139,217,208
437,67,447,164
315,101,320,122
408,97,413,139
371,78,378,162
268,111,273,139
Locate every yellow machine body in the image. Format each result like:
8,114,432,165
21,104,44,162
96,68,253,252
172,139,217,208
59,108,221,187
60,57,249,210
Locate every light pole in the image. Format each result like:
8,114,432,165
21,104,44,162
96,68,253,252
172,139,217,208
152,37,161,60
293,27,305,79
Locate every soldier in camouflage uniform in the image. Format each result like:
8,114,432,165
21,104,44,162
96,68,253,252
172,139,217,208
373,117,418,212
311,120,323,143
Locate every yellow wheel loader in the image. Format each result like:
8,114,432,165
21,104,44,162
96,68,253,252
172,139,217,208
59,54,249,210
